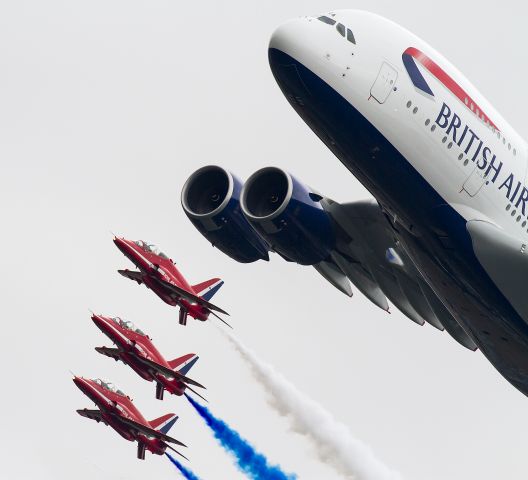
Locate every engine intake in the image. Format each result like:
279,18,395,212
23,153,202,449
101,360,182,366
241,167,335,265
182,165,232,216
181,166,270,263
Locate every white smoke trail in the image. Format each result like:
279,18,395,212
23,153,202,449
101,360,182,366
224,332,402,480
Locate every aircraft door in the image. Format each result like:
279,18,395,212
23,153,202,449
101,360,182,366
462,166,488,197
370,62,398,104
462,144,527,198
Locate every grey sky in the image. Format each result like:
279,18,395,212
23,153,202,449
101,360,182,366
1,1,527,479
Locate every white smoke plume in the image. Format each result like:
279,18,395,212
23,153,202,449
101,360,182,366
224,332,402,480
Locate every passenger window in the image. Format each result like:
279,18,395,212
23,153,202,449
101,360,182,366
318,16,336,25
336,23,346,37
346,28,356,44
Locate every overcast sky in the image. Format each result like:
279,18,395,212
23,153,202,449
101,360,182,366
1,1,527,479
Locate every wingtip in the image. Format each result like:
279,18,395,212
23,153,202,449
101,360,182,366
167,445,190,461
186,386,209,403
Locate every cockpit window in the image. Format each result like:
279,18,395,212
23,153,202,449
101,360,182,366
317,15,357,44
148,244,168,259
318,16,336,25
112,317,145,336
93,378,126,396
134,240,169,259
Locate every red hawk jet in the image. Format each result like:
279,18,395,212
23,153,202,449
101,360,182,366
114,236,230,327
73,376,187,460
91,313,207,401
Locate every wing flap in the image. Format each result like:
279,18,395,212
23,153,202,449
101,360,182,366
371,267,425,325
299,197,479,350
420,282,478,351
394,270,444,331
330,251,389,311
313,260,353,297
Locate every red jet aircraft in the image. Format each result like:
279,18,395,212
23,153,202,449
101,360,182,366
114,237,230,327
91,313,207,401
73,376,187,460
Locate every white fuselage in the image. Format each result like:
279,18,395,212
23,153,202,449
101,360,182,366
268,10,528,396
270,11,528,237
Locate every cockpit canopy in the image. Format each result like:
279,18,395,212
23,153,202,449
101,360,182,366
111,316,145,336
92,378,126,396
134,240,169,259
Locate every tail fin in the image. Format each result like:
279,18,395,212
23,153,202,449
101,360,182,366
150,413,178,434
169,353,199,375
192,278,224,301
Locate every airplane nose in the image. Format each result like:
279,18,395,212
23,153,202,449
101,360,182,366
114,237,137,261
93,314,113,334
269,18,312,61
73,376,88,391
91,315,120,339
91,314,106,328
113,237,127,252
268,17,328,103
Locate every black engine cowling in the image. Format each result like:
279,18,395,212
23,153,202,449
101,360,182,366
240,167,336,265
181,165,270,263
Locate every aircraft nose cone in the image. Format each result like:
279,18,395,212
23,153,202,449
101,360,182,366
113,236,126,251
114,237,137,261
91,314,105,328
268,17,325,103
91,315,120,340
269,18,310,60
73,376,88,391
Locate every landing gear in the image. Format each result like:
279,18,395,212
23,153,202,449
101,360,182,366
179,308,188,326
155,382,164,400
137,442,146,460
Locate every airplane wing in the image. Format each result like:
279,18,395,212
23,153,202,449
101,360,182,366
118,269,144,284
133,355,206,389
206,310,233,329
77,408,108,426
95,346,123,361
317,198,477,351
185,385,208,403
166,444,190,461
152,277,229,316
112,414,187,447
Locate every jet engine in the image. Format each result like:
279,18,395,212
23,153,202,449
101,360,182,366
181,166,270,263
240,167,336,265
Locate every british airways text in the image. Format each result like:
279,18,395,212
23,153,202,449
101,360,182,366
436,103,528,215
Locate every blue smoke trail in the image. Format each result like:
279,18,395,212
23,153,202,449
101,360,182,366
185,394,296,480
165,453,201,480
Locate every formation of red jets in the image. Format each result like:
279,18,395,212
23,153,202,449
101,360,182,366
73,236,229,460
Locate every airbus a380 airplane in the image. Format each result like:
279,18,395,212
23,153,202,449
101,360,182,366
182,11,528,397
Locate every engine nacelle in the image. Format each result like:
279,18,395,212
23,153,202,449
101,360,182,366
240,167,336,265
181,166,270,263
